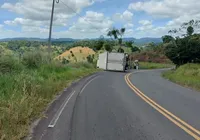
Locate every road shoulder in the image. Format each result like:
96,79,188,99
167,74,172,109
27,72,101,140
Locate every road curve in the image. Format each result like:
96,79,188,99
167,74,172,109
33,69,200,140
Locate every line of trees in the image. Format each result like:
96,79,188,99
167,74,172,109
162,20,200,66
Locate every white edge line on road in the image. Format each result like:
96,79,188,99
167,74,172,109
79,76,100,95
48,90,76,128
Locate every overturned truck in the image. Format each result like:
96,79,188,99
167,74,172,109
97,52,128,72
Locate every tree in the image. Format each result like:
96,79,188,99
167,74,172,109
107,27,126,50
164,20,200,66
145,42,156,51
94,39,104,51
104,43,113,52
118,28,126,45
117,48,124,53
131,46,140,52
162,35,174,43
125,41,134,48
187,26,194,36
169,20,200,37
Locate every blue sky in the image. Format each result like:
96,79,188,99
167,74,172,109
0,0,199,39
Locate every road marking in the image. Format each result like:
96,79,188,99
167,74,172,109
79,76,100,95
125,73,200,140
127,73,200,136
48,91,75,128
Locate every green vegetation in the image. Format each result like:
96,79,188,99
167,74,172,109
107,27,126,52
161,20,200,90
0,52,98,140
138,62,173,69
129,41,171,64
163,64,200,91
163,20,200,66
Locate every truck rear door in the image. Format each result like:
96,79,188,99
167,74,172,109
107,53,125,71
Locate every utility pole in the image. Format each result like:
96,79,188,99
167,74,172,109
48,0,59,57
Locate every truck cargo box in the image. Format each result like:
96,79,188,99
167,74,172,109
97,52,126,72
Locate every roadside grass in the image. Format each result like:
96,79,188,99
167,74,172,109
163,63,200,91
138,62,173,69
0,52,98,140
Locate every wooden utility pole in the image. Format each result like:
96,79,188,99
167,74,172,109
48,0,59,56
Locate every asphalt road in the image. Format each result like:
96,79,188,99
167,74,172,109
32,69,200,140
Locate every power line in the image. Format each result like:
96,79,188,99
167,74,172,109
48,0,107,55
59,0,106,36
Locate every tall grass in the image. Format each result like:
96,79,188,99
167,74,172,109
163,63,200,91
22,51,49,68
0,55,23,74
0,51,97,140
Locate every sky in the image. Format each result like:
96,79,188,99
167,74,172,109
0,0,200,39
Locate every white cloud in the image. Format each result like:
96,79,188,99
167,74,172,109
0,24,3,29
95,0,106,2
22,26,49,33
1,0,95,32
124,23,134,28
128,0,200,19
53,11,114,39
2,0,199,39
124,29,134,37
137,20,153,31
0,10,113,39
128,0,200,38
4,17,67,27
113,10,133,23
68,11,113,36
139,20,152,26
1,0,93,21
1,0,102,38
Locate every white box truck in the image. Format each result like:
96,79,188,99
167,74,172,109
97,52,127,72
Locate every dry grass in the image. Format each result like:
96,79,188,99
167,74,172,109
56,46,95,62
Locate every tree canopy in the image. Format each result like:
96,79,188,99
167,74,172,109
164,20,200,66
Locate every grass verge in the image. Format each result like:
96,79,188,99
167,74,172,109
138,62,173,69
0,53,98,140
163,63,200,91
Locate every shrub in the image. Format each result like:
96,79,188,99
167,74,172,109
0,55,23,74
87,55,93,63
104,43,113,52
22,51,49,68
62,58,69,64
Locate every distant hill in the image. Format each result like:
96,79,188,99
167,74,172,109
134,38,162,46
0,37,162,46
123,37,162,46
0,38,47,42
0,38,76,42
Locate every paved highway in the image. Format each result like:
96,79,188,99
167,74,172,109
32,69,200,140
